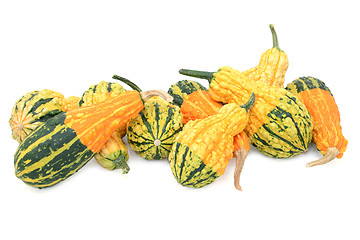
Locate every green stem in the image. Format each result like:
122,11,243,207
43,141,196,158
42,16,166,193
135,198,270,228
269,24,280,50
114,155,130,174
112,74,142,92
179,69,215,83
240,93,255,112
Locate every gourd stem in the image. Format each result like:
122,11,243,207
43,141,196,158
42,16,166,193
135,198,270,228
234,148,248,191
240,93,255,112
179,69,215,83
114,155,130,174
140,90,174,102
112,74,143,92
269,24,280,50
306,147,340,167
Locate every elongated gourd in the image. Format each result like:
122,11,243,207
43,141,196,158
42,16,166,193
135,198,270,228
179,66,313,159
168,94,254,188
79,80,129,171
9,89,65,143
14,90,173,188
286,77,348,167
242,24,289,87
113,75,183,160
168,80,251,190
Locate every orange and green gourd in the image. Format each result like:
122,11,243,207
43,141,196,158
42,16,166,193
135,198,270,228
113,75,183,160
179,66,313,159
168,80,251,190
9,89,65,143
286,77,348,167
242,24,289,88
168,93,254,188
79,80,129,171
14,89,173,188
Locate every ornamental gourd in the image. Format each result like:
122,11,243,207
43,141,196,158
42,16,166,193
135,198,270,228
168,94,254,188
14,90,173,188
286,77,348,167
62,96,81,112
113,75,183,160
79,81,129,171
168,80,251,190
9,89,65,143
242,24,289,88
179,66,313,158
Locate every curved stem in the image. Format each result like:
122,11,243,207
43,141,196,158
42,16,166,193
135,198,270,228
114,155,130,174
179,69,215,83
140,90,174,102
112,74,143,92
234,148,249,191
240,93,255,112
269,24,280,50
306,147,340,167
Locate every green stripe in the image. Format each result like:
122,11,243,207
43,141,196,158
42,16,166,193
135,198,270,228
139,111,156,140
154,103,160,138
172,142,181,179
14,113,95,188
22,92,39,111
178,144,190,181
169,142,220,188
159,107,173,139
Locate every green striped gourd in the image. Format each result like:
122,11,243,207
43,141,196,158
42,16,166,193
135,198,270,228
179,66,313,158
14,90,172,188
113,75,183,160
9,89,65,143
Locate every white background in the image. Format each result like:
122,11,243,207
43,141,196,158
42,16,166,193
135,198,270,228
1,1,359,239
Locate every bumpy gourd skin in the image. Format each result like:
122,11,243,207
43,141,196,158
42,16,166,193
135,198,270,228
210,66,313,158
180,89,250,153
286,77,348,166
179,66,313,158
79,81,129,170
169,103,250,188
242,24,289,88
169,81,251,190
62,96,80,112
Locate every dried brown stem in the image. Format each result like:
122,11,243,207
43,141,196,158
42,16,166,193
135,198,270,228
140,90,174,103
306,147,340,167
234,148,249,191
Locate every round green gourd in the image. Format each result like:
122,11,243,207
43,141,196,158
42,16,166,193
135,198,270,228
127,97,183,160
9,89,65,143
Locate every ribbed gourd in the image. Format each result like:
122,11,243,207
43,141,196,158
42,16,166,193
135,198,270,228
113,75,183,160
14,90,173,188
242,24,289,88
168,94,254,188
79,80,129,171
168,80,251,190
286,77,348,167
9,89,65,143
179,66,313,158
